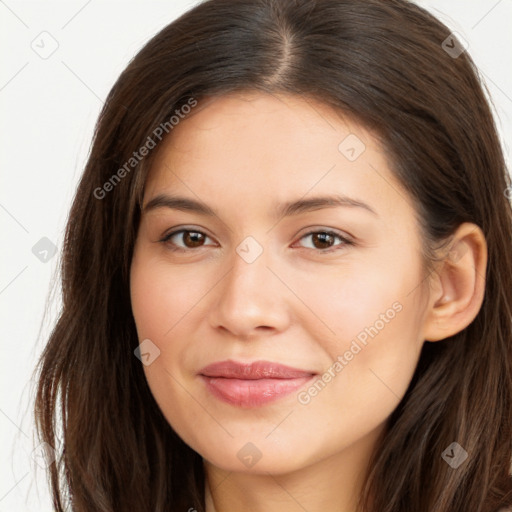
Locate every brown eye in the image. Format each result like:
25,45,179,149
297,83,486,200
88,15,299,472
310,232,335,249
181,231,206,248
161,229,213,251
296,230,354,253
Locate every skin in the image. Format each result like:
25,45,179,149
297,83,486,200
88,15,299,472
130,91,487,512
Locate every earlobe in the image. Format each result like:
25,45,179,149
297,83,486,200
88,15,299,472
423,223,487,342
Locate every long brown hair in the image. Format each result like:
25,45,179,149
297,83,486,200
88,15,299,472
34,0,512,510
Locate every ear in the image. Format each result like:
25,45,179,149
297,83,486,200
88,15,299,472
423,222,487,342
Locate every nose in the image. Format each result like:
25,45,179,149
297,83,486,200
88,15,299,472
208,240,291,339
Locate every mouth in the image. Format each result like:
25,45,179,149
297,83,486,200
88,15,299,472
199,359,316,408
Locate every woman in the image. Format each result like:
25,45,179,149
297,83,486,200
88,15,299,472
34,0,512,510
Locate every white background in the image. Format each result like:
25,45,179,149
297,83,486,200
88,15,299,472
1,1,511,509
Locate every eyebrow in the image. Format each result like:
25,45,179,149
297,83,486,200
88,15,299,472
143,193,378,218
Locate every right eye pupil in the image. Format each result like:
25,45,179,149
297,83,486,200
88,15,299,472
183,231,205,247
311,232,334,249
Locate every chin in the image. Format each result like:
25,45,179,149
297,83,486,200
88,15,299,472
195,434,318,475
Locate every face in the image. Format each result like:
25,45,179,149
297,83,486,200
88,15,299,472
130,91,431,475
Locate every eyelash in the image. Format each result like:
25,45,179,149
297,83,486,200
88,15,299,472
159,228,354,254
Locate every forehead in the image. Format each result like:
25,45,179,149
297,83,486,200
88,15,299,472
158,91,368,157
144,91,414,226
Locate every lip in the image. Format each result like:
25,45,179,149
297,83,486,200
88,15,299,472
199,360,316,408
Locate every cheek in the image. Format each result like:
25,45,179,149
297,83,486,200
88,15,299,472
130,255,202,443
301,283,424,428
289,301,423,469
293,262,408,351
297,258,425,409
130,253,208,340
130,254,215,416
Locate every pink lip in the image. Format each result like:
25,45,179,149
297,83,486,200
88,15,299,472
199,360,316,408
